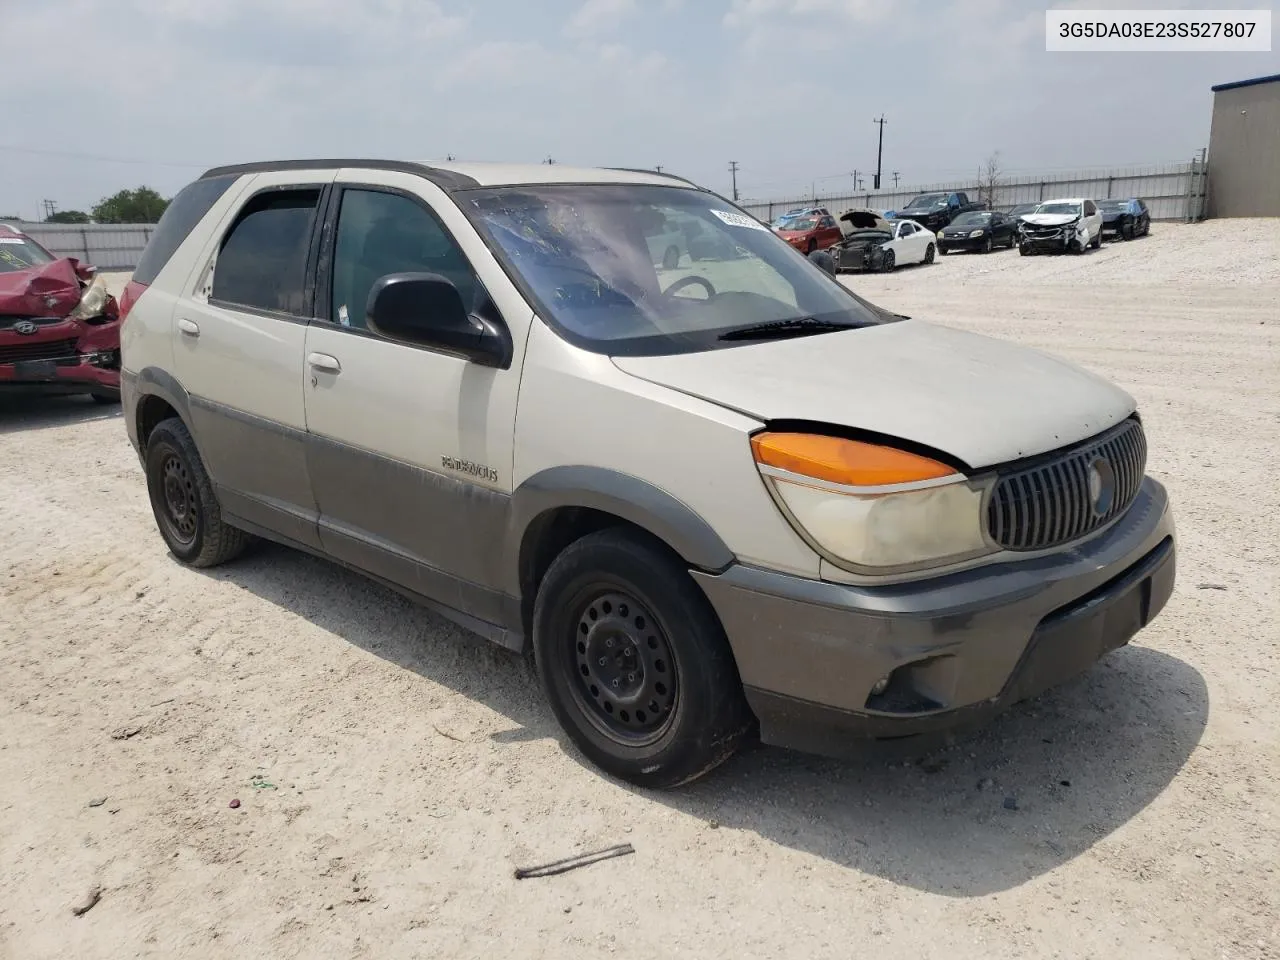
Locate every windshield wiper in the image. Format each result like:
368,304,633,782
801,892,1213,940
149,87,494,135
718,317,859,342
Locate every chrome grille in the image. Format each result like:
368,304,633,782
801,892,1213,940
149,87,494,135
987,418,1147,551
0,338,79,365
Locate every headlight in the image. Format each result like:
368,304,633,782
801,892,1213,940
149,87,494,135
751,432,995,573
968,229,984,238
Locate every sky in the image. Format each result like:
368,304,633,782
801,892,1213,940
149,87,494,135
1,0,1275,218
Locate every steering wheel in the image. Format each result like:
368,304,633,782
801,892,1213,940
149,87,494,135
664,275,716,299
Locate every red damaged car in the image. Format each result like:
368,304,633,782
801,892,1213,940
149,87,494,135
0,224,121,403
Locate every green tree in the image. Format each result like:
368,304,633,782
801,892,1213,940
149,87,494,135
91,187,169,224
45,210,92,224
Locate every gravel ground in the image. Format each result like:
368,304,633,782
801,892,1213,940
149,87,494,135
1,220,1277,960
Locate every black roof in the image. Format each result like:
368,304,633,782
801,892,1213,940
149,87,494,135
198,159,479,191
1211,73,1280,93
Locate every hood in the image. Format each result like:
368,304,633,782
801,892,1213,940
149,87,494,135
840,229,892,246
611,319,1135,469
1101,210,1124,222
839,209,892,234
777,227,816,238
943,222,986,234
1022,212,1080,227
0,258,86,317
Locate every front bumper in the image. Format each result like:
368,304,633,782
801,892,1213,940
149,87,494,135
939,234,990,251
0,350,120,394
692,477,1176,757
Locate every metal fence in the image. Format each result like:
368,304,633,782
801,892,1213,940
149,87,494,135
8,223,155,271
739,158,1210,225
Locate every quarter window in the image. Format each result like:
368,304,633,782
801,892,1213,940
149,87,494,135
330,188,479,331
212,188,320,316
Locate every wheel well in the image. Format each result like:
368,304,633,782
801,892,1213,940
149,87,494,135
137,394,179,452
517,507,685,639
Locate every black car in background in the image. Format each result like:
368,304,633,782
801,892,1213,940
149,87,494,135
1007,202,1039,222
894,191,985,232
937,210,1017,254
1099,198,1151,240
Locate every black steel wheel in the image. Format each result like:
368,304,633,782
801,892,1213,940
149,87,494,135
532,529,753,789
570,590,677,744
144,418,251,567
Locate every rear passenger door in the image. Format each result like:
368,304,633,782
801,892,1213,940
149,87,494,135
301,171,526,628
172,171,336,548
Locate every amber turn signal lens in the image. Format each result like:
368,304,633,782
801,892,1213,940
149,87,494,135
751,432,957,487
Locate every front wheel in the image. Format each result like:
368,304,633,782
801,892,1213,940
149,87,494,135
881,249,896,272
924,243,935,264
982,236,993,254
145,418,251,567
532,529,753,789
1019,243,1030,256
1091,229,1102,249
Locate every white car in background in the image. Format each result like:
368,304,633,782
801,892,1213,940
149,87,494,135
826,210,936,272
1018,198,1104,255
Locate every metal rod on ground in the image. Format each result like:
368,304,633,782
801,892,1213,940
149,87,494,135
514,843,636,879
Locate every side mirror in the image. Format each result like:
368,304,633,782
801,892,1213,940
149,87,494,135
366,273,511,368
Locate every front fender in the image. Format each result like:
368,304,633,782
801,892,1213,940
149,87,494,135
503,465,734,596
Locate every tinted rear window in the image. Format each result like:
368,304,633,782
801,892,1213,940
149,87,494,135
132,175,237,285
211,188,320,316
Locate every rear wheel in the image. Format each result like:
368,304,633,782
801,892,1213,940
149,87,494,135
144,418,251,568
532,529,753,789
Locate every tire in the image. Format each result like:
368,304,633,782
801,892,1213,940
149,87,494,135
1019,243,1030,256
1007,231,1017,248
1091,229,1102,250
662,245,680,270
881,249,896,272
806,239,816,255
924,243,935,264
144,418,251,568
982,236,993,254
532,529,753,789
90,390,120,405
937,244,947,255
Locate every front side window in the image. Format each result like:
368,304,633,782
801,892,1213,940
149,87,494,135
461,183,886,356
329,189,478,330
212,188,320,316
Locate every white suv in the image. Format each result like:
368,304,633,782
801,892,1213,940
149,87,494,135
1018,197,1105,254
120,161,1176,787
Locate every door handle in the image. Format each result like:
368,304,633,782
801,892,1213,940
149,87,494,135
177,318,200,337
307,352,341,374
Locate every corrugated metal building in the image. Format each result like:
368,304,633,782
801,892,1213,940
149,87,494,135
1207,73,1280,218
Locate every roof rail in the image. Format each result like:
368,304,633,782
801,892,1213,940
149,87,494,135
605,167,701,188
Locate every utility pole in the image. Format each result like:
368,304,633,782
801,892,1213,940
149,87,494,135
872,115,887,190
852,170,864,192
655,165,663,173
544,155,555,165
41,199,57,220
892,171,900,188
728,160,739,201
446,153,455,161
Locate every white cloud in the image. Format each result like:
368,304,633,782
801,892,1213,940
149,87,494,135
564,0,638,40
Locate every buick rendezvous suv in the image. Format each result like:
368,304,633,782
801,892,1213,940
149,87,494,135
120,160,1176,788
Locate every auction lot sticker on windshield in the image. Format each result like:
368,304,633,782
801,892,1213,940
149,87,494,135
1047,9,1271,51
0,238,26,244
711,210,770,232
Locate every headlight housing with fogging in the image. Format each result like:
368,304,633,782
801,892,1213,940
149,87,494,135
751,432,996,575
